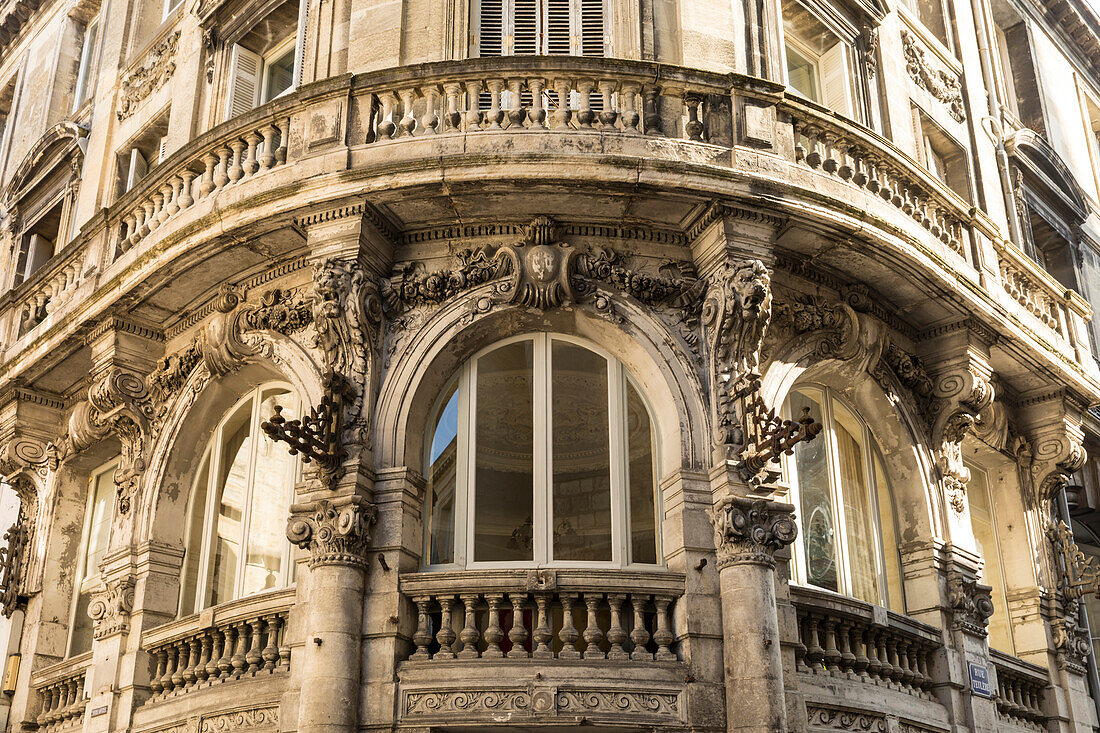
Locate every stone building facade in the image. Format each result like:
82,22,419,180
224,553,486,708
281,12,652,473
0,0,1097,729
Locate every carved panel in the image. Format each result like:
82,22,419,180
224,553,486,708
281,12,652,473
901,30,965,122
198,706,279,733
807,705,886,731
118,31,181,121
402,687,681,721
555,690,680,717
405,690,532,716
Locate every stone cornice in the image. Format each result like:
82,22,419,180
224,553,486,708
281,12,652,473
83,315,165,346
399,221,687,248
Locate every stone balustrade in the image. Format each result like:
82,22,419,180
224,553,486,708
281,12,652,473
141,588,293,702
784,97,968,257
11,241,87,339
353,56,732,143
112,114,291,256
31,653,90,732
400,570,685,663
992,235,1071,338
791,587,941,700
990,649,1047,727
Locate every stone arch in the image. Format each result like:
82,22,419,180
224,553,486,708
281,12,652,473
2,122,87,207
375,285,709,484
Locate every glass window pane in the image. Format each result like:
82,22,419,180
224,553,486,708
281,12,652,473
263,47,295,102
474,341,535,562
178,454,210,616
873,449,905,612
832,400,880,604
786,44,819,102
210,399,252,606
428,383,459,564
626,380,657,564
551,342,612,562
790,388,838,592
84,467,114,579
241,390,295,597
68,591,93,656
969,465,1014,653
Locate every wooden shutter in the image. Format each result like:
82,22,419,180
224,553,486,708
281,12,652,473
545,0,570,54
226,44,261,120
126,148,147,192
158,136,169,164
475,0,505,56
820,43,853,117
577,0,604,57
513,0,538,55
73,19,99,109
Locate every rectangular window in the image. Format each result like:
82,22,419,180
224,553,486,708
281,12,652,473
967,465,1013,654
473,0,607,57
1080,84,1100,205
900,0,954,53
68,461,116,657
781,0,854,118
116,112,170,197
226,1,302,120
912,105,970,200
12,201,64,288
73,18,99,111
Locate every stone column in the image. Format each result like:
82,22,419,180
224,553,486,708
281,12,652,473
708,491,798,733
288,493,376,733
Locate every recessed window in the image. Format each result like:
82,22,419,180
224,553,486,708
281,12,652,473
473,0,607,57
785,386,905,611
68,460,117,657
781,0,854,117
177,384,300,615
226,0,301,120
72,18,99,112
116,111,170,198
424,334,660,568
967,464,1013,654
912,106,970,200
13,202,63,288
901,0,954,53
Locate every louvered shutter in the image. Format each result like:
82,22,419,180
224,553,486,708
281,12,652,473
820,43,853,117
226,44,261,120
158,136,169,164
126,148,147,192
545,0,570,54
475,0,504,57
577,0,604,56
513,0,538,55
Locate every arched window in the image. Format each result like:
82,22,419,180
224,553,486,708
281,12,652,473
424,333,660,568
178,383,300,615
784,385,905,611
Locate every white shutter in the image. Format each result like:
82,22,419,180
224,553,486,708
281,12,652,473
821,42,853,117
475,0,504,57
126,148,147,192
545,0,570,54
158,136,169,164
577,0,604,57
226,44,261,120
73,19,99,110
513,0,537,55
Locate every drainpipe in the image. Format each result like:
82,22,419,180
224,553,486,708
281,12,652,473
968,0,1026,251
1057,488,1100,725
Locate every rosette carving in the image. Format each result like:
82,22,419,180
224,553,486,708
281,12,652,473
707,495,797,568
286,496,377,569
947,573,994,636
88,577,135,639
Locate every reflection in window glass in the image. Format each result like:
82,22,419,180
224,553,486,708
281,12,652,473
69,463,116,657
211,402,250,607
179,454,210,615
833,400,879,605
872,450,906,613
474,341,535,562
969,465,1013,653
790,388,838,592
428,384,459,564
785,44,819,102
627,380,657,564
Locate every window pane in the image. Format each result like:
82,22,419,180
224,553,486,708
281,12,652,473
832,400,879,604
551,342,612,562
428,384,459,564
263,48,295,102
474,341,535,562
790,388,838,592
873,449,905,612
84,468,114,578
241,390,294,597
969,466,1013,653
627,380,657,564
210,400,252,606
179,454,210,616
69,591,93,656
786,45,819,102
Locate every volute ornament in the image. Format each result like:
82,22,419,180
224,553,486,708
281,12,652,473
707,495,798,568
286,496,377,569
1052,613,1092,674
88,577,135,639
946,573,994,637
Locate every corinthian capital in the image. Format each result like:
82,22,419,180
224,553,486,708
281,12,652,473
707,495,797,569
88,577,135,640
286,496,377,569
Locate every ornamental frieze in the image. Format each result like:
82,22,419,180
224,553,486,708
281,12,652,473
199,706,279,733
117,30,181,121
402,687,681,720
806,706,887,732
901,30,966,122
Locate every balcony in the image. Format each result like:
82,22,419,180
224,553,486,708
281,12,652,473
29,652,90,733
990,649,1048,729
0,56,1093,393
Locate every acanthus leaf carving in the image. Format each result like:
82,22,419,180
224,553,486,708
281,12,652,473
901,30,966,122
117,30,180,121
286,495,377,569
707,495,798,569
88,576,135,639
1051,612,1092,675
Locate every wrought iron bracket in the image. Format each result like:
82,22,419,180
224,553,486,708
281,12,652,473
1049,519,1100,600
261,373,354,489
737,395,823,484
0,519,28,617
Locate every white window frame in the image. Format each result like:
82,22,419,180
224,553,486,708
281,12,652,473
779,16,854,117
259,35,298,105
72,17,100,112
66,459,117,657
783,384,895,608
180,383,300,615
163,0,184,21
966,462,1014,653
470,0,612,58
422,332,662,571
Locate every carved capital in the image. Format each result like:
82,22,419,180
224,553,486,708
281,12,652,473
88,577,135,640
707,495,797,569
1052,614,1092,675
1017,389,1087,504
286,496,377,569
947,573,994,636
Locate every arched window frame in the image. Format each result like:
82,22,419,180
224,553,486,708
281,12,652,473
178,382,300,616
67,458,117,657
783,384,904,610
422,332,662,570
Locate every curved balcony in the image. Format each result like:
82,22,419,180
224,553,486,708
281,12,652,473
1,56,1093,390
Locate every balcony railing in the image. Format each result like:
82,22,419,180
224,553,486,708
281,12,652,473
990,648,1047,727
400,569,684,663
30,652,90,732
791,586,941,701
140,588,293,702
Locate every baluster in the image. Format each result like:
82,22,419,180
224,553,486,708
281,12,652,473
165,179,181,216
147,194,163,231
836,141,853,180
607,594,628,660
179,171,195,208
683,94,703,141
885,635,903,684
620,83,640,133
278,616,291,668
160,643,177,692
865,155,882,193
630,595,651,661
484,79,505,130
653,595,675,661
217,625,235,678
901,185,915,216
482,594,505,657
905,643,921,689
582,593,605,659
642,86,661,134
156,185,172,224
918,645,933,693
399,88,418,136
206,629,224,680
864,628,882,680
598,80,617,128
804,127,822,168
196,631,212,682
182,636,200,687
443,83,462,131
804,615,824,668
507,593,528,658
552,78,571,129
276,118,290,164
246,618,264,673
896,639,914,687
214,148,231,189
836,620,855,676
150,648,167,694
457,594,480,659
821,619,841,673
227,140,246,182
532,592,553,658
505,78,525,128
890,172,904,207
576,79,595,128
558,593,581,659
850,147,867,186
58,680,72,720
231,621,249,676
243,132,261,176
259,125,277,169
794,615,810,671
821,132,837,173
199,153,217,196
263,615,282,670
464,81,483,130
527,78,547,129
34,686,48,727
377,92,398,138
421,85,441,134
435,596,457,659
411,596,433,660
171,640,187,689
121,214,137,250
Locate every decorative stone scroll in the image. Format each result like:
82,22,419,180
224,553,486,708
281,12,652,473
286,495,377,569
806,706,887,732
707,495,797,568
946,573,994,637
117,30,180,121
1051,613,1092,674
199,706,279,733
901,30,966,122
929,359,994,514
88,577,135,639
